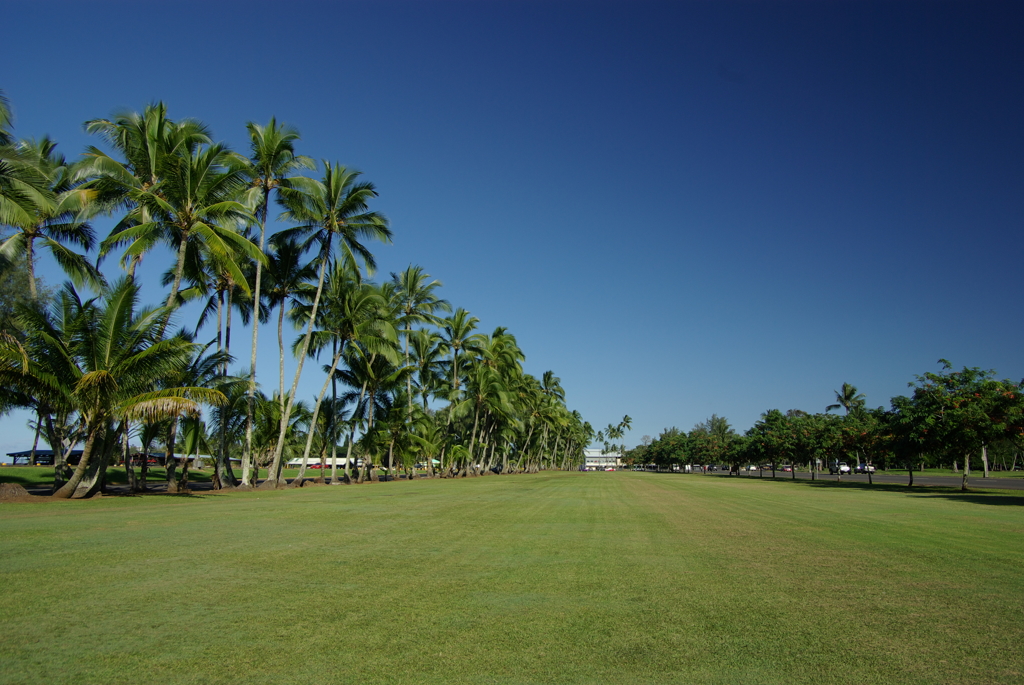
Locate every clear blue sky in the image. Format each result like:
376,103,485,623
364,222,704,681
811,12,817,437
2,0,1023,454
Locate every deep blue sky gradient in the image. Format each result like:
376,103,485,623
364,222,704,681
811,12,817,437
2,0,1023,453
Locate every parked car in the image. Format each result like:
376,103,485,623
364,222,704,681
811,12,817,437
853,463,876,474
829,461,851,475
781,465,793,472
604,467,615,471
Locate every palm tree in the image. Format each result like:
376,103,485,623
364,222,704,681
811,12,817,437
409,328,447,411
439,308,481,395
241,118,314,482
263,163,391,486
826,382,868,468
263,235,318,404
390,265,450,421
290,263,398,485
84,102,211,279
236,234,314,485
0,278,224,498
826,383,866,415
337,347,410,483
160,341,233,493
0,90,12,146
0,137,103,300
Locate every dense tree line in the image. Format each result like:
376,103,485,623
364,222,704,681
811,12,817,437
0,94,594,498
629,366,1024,490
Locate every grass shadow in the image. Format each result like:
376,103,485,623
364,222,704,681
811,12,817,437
0,474,44,486
705,472,1024,504
908,492,1024,506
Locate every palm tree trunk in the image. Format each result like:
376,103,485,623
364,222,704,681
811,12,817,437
244,192,271,498
164,419,180,492
278,303,286,407
26,236,37,301
296,345,345,485
123,422,136,492
162,232,190,335
266,236,332,486
466,402,481,477
329,441,339,484
44,413,68,491
53,418,104,499
347,378,369,483
225,286,233,366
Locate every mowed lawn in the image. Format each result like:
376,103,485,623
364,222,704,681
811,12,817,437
1,473,1023,684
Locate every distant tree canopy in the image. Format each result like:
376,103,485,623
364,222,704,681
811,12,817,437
631,369,1024,489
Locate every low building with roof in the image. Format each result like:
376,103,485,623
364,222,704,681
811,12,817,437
584,448,622,470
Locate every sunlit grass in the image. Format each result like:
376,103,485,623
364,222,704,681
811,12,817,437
1,472,1021,684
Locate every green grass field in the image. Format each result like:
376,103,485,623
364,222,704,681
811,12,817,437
1,472,1022,684
0,466,344,488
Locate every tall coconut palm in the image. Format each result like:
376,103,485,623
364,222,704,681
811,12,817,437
390,264,450,421
263,163,391,486
439,308,481,396
85,103,211,279
0,137,103,300
241,118,314,481
410,328,447,409
290,263,398,485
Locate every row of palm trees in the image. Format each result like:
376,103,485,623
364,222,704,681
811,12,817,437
0,94,594,497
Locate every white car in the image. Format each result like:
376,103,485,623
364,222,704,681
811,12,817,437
829,462,851,475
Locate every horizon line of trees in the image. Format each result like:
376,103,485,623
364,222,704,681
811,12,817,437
0,93,596,498
627,367,1024,491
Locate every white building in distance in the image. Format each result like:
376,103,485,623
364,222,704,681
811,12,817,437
584,449,622,469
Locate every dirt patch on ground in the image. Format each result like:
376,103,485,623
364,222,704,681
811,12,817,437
0,482,31,499
0,482,59,502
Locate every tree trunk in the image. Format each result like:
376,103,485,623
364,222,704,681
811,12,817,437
53,421,101,497
162,232,190,336
330,441,341,485
244,190,271,505
962,451,971,491
165,420,180,493
53,420,105,499
466,403,481,476
267,235,332,486
387,440,395,481
981,443,989,478
26,236,38,301
123,423,136,492
296,345,345,485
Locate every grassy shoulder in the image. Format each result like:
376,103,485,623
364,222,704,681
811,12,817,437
1,472,1022,684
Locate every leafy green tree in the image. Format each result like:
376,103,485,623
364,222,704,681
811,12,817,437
891,360,1024,490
